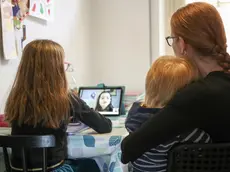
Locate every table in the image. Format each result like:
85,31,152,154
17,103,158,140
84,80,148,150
0,116,128,172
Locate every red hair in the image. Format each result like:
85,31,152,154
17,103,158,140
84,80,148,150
171,2,230,71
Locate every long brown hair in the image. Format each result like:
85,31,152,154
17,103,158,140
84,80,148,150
171,2,230,71
145,56,198,108
5,40,70,128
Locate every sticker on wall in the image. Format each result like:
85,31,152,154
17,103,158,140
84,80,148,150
29,0,54,21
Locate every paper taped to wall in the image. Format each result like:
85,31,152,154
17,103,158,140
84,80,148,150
29,0,54,21
1,0,18,59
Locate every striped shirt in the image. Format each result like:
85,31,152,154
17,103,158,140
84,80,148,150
125,102,211,172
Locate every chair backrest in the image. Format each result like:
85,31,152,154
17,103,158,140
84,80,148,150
167,143,230,172
0,135,56,172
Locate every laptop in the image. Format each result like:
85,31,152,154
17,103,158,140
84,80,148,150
78,86,123,116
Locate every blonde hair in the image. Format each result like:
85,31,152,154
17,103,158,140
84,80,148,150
5,40,70,128
144,56,198,108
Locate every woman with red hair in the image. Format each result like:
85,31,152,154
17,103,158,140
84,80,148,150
121,2,230,169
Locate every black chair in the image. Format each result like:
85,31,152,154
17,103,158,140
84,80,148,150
167,143,230,172
0,135,55,172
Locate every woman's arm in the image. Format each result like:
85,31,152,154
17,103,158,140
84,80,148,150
122,105,196,163
121,82,210,163
70,94,112,133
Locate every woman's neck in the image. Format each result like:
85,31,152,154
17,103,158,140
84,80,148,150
193,56,223,77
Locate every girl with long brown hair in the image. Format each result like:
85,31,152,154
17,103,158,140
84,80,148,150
121,1,230,167
5,39,112,172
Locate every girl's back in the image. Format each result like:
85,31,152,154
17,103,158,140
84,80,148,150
5,40,112,171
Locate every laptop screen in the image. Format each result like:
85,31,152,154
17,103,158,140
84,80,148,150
79,87,122,115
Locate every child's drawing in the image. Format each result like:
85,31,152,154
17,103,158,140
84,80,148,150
29,0,54,21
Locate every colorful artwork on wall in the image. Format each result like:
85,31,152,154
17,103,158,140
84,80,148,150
1,0,18,59
29,0,54,21
12,0,30,29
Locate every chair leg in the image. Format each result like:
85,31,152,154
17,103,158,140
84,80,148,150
42,148,47,172
21,148,28,172
3,147,11,172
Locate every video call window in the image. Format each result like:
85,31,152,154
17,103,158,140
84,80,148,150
79,88,122,115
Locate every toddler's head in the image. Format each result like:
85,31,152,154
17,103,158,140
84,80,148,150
144,56,198,108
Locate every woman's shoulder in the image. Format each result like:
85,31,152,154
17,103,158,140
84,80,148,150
169,71,230,108
176,79,209,95
176,71,230,97
169,78,213,107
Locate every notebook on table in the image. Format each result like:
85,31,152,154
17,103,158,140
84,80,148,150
67,122,89,135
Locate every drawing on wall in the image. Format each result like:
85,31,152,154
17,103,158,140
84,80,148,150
1,0,18,59
12,0,30,28
29,0,54,21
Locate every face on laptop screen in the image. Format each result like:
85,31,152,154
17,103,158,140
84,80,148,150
79,88,122,115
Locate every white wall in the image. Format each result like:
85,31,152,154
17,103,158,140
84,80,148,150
0,0,181,112
159,0,185,55
0,0,92,113
88,0,186,92
23,0,92,86
90,0,150,92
